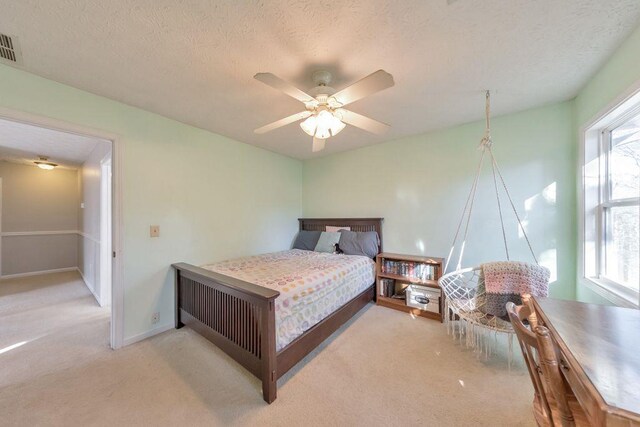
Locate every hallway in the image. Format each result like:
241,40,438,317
0,271,110,387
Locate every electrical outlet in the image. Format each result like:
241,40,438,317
152,312,160,324
150,225,160,237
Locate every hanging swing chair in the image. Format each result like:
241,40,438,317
438,91,549,357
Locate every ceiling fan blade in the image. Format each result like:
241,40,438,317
337,109,390,134
254,73,316,104
330,70,394,107
254,111,312,134
312,137,326,152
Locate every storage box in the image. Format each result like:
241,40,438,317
406,284,441,314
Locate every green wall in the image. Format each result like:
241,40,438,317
303,102,577,299
573,24,640,304
0,64,303,342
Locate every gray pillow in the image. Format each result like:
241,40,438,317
292,230,322,251
338,231,380,258
314,231,341,253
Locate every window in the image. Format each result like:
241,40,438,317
601,114,639,294
582,98,640,307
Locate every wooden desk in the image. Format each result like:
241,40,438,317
532,297,640,426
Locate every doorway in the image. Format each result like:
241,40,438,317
0,109,122,349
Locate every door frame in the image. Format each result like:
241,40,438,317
0,107,125,349
99,155,112,307
0,177,2,278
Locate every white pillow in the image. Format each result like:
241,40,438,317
325,226,351,232
314,231,341,253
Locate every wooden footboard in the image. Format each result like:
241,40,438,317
172,263,280,403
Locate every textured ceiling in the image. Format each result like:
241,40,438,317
0,118,105,169
1,0,639,159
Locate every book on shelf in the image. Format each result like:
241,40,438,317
381,259,437,281
379,278,396,297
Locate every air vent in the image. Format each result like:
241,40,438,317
0,33,22,65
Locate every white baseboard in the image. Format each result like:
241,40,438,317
77,267,102,306
123,323,174,347
0,266,78,280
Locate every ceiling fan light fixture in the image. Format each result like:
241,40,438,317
300,115,318,137
309,110,345,138
301,110,344,139
34,156,57,170
329,114,346,136
314,127,331,140
314,110,334,139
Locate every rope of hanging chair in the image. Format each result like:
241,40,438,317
483,90,510,261
456,148,486,271
490,147,509,260
444,91,539,272
444,146,486,272
445,94,489,272
482,90,492,147
488,148,539,265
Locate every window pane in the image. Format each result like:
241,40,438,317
605,205,639,291
610,113,640,200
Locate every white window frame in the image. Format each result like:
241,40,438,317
580,86,640,308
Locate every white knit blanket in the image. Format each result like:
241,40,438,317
482,261,550,296
479,261,550,319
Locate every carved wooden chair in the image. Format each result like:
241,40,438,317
506,298,588,427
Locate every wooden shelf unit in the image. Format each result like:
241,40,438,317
375,252,445,322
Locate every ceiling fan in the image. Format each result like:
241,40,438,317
253,69,394,152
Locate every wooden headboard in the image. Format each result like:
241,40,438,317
298,218,384,254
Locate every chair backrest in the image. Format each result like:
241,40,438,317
506,300,576,427
521,294,539,329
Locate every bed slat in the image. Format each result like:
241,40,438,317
178,275,264,359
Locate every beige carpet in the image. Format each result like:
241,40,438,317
0,271,535,426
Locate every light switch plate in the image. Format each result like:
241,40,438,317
150,225,160,237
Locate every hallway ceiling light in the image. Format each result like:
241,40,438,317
34,156,57,170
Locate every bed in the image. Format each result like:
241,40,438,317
172,218,383,403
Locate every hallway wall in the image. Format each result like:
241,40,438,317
77,141,112,305
0,161,79,276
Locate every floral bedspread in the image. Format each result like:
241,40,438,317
201,249,375,351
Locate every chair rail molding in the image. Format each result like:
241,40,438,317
0,230,79,237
